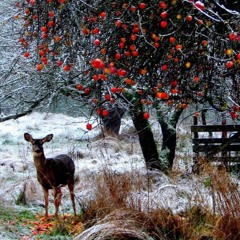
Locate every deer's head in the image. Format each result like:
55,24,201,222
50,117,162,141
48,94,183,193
24,133,53,157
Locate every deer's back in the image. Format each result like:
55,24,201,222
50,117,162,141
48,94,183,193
36,154,75,190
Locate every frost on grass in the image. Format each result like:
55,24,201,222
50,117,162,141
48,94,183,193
0,112,239,239
0,112,144,209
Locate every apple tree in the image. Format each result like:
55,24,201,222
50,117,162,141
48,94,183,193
10,0,240,171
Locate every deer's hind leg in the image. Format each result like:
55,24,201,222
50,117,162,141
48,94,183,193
68,183,76,216
53,187,62,218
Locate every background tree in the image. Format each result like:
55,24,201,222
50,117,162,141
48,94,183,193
2,0,239,171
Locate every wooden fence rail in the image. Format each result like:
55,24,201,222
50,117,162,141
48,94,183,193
191,125,240,171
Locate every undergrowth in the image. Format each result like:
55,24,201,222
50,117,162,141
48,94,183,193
76,164,240,240
1,162,239,239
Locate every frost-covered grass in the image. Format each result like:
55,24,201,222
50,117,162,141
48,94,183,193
0,112,239,239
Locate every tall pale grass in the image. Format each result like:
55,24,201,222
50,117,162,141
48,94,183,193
75,161,240,240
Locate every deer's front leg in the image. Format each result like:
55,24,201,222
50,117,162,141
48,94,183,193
42,187,49,218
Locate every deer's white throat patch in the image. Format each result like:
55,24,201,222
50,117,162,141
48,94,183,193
33,151,43,157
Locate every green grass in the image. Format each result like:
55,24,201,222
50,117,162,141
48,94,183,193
0,205,36,239
0,205,82,239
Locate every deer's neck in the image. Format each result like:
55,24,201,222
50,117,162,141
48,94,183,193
33,152,47,170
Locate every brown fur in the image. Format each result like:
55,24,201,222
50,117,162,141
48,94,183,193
24,133,76,218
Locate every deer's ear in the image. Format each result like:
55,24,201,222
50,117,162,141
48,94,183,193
24,133,33,142
42,134,53,143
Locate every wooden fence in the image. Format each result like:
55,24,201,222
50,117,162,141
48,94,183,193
191,125,240,171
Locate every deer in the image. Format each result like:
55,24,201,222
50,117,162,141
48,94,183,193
24,133,76,218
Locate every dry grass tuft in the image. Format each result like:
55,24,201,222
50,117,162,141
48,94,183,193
75,208,164,240
75,162,240,239
80,168,145,225
202,163,240,239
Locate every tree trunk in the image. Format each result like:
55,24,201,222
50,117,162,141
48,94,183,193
130,110,164,171
101,107,125,135
157,109,183,169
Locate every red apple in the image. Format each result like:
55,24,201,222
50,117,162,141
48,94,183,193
170,81,177,87
139,2,146,9
160,11,168,19
119,42,125,49
115,53,121,60
76,84,83,90
63,65,71,71
111,87,118,93
186,15,193,22
86,123,92,130
169,37,176,43
105,94,110,100
156,92,169,99
130,6,137,12
117,69,127,77
143,112,150,119
36,64,44,71
57,60,63,66
84,88,90,94
102,110,109,117
94,39,100,46
160,20,168,28
226,61,234,69
159,1,167,9
47,21,54,27
132,51,139,57
229,32,237,41
91,58,104,68
40,26,47,32
48,11,54,18
99,12,106,18
195,1,204,11
162,64,168,71
24,52,30,58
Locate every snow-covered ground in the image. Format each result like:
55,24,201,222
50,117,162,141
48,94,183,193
0,112,235,219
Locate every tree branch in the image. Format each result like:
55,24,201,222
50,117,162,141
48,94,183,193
0,96,47,122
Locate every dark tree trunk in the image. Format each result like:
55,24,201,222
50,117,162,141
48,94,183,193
157,109,183,169
130,110,164,171
160,122,177,168
101,107,125,135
